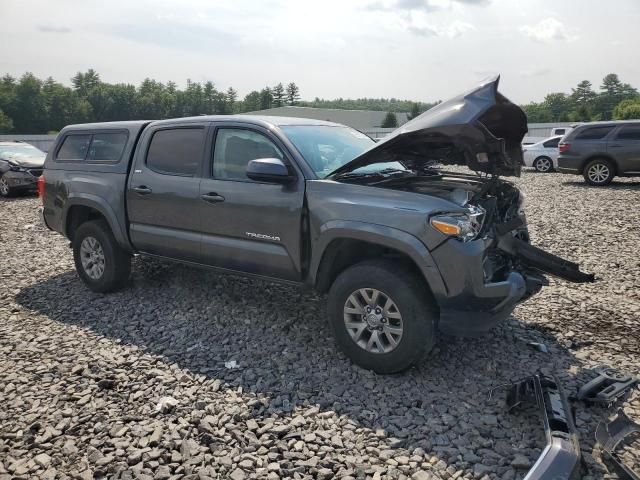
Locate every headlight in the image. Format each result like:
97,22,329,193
430,206,485,242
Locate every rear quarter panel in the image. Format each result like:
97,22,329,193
42,123,149,251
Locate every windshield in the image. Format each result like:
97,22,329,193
281,125,378,178
0,144,45,160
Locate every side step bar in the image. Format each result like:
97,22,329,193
498,236,595,283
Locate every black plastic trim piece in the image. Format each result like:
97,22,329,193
577,367,638,406
595,409,640,480
497,235,595,283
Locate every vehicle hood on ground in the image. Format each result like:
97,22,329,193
1,155,45,168
329,75,528,178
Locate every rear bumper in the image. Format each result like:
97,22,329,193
557,156,582,174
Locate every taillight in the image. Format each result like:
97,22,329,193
37,175,45,201
558,142,570,153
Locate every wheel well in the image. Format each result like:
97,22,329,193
315,238,428,295
65,206,106,241
580,155,618,175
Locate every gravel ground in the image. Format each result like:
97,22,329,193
1,171,639,480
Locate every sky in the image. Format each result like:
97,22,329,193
1,0,639,104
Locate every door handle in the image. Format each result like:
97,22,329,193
608,144,622,148
133,186,152,195
201,192,225,203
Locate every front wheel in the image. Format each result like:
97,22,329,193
72,220,131,292
327,259,437,374
0,175,13,197
583,158,615,186
533,156,554,173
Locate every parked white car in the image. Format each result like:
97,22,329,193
522,135,562,172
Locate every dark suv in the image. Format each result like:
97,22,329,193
557,121,640,185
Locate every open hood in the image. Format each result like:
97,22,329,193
330,75,528,178
9,155,45,168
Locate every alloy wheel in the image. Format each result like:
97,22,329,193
80,236,106,280
535,157,552,172
0,176,9,196
343,288,403,354
588,163,610,184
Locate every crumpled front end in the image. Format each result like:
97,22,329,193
417,175,593,336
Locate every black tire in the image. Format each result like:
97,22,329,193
327,259,437,374
72,220,131,293
583,158,615,186
0,175,13,197
533,156,554,173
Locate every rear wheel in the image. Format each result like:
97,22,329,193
0,175,13,197
583,158,614,186
533,156,554,173
72,220,131,292
327,259,437,374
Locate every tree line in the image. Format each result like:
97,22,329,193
0,70,303,134
522,73,640,123
1,70,638,134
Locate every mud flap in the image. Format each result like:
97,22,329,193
498,236,595,283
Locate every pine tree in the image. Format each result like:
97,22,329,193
286,82,300,105
226,87,237,113
570,80,596,105
381,111,398,128
272,83,285,107
259,87,273,110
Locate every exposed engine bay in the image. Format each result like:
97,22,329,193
338,168,594,285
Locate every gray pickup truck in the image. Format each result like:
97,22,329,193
40,77,593,373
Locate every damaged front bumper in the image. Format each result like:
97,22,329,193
497,235,595,284
432,230,593,336
432,236,544,335
497,373,581,480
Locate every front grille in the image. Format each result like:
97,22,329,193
28,169,43,177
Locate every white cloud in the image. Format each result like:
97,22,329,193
444,21,475,38
519,18,577,42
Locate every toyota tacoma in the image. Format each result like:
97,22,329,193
39,76,593,373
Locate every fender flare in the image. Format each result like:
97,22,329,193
62,194,133,252
309,220,447,301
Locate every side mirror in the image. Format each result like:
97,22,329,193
246,158,293,183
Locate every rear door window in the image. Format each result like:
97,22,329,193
543,138,560,148
146,128,204,176
614,125,640,141
87,132,128,161
57,134,92,160
575,126,614,140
